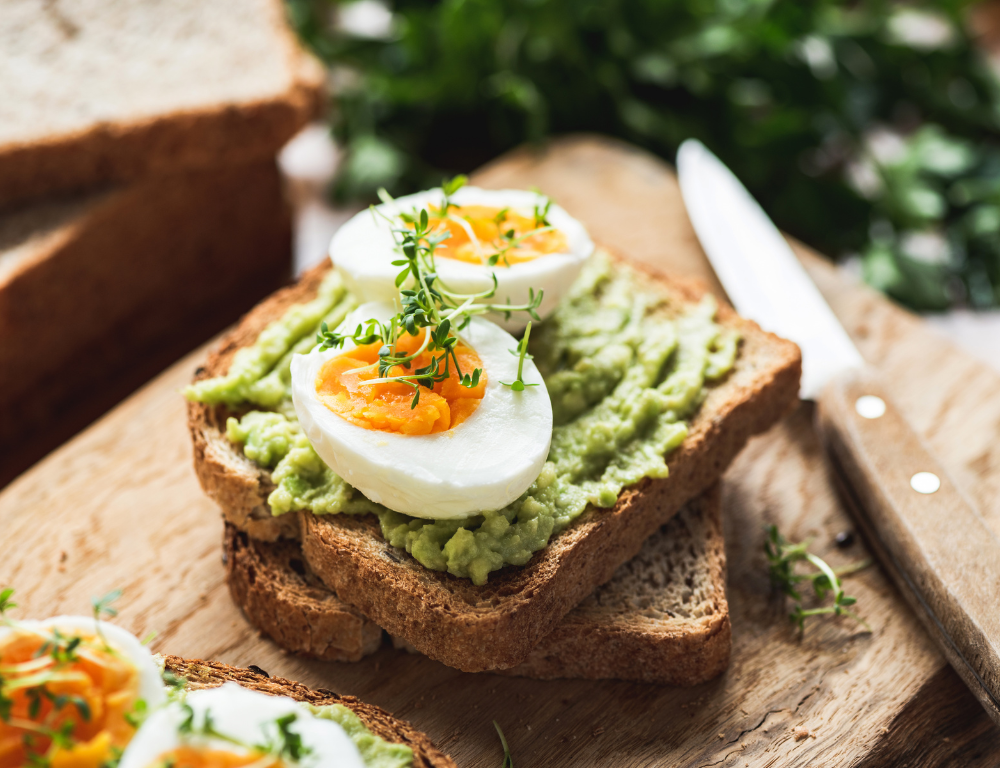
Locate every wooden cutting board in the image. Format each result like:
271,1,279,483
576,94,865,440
3,135,1000,767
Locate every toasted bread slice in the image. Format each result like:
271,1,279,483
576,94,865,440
505,484,729,685
224,486,729,686
0,0,323,207
161,656,455,768
224,523,382,663
188,256,800,672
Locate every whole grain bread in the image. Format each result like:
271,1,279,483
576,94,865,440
0,161,292,484
161,655,455,768
225,524,382,663
0,0,323,208
188,255,800,672
506,485,729,685
224,486,730,686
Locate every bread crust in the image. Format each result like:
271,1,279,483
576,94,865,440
161,656,455,768
187,254,800,673
505,485,730,686
224,525,382,662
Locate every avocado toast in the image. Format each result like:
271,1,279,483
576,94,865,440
163,657,454,768
188,250,799,672
0,599,453,768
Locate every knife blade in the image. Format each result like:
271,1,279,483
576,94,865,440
677,138,1000,727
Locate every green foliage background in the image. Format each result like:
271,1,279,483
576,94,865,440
287,0,1000,310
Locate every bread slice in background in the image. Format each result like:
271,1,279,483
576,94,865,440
188,256,800,673
161,655,456,768
225,486,730,686
0,162,292,486
0,0,323,207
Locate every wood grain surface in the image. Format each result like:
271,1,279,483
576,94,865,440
3,135,1000,766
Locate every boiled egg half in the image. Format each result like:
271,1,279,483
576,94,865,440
330,186,594,333
118,683,364,768
0,616,167,768
291,302,552,519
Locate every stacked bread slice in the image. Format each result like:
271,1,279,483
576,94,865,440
189,254,801,682
1,0,324,482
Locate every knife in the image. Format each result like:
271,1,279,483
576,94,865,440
677,139,1000,727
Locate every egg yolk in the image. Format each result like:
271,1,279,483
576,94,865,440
316,329,487,435
0,629,140,768
146,747,285,768
426,205,568,265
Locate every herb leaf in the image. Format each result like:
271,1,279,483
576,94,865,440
0,588,15,616
765,525,871,635
493,721,513,768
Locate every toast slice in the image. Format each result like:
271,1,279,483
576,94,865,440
0,0,323,207
188,255,800,672
161,655,455,768
0,161,291,484
224,523,382,663
225,486,730,686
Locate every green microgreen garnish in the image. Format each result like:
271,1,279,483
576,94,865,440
493,721,513,768
317,176,545,408
440,174,469,214
765,525,872,635
533,198,552,229
161,670,187,693
0,588,16,617
92,590,122,621
124,698,148,729
91,589,122,651
102,745,124,768
0,587,17,618
179,703,312,765
0,586,139,767
501,322,538,391
36,629,82,665
0,680,13,722
258,712,312,763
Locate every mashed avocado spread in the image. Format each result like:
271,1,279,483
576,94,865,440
309,703,412,768
185,253,739,585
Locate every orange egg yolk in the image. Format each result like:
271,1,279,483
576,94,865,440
0,629,140,768
316,329,487,435
426,204,568,265
146,747,285,768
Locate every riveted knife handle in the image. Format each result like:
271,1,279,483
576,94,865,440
817,367,1000,726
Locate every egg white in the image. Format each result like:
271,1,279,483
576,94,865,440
291,302,553,519
118,683,364,768
330,186,594,333
0,616,167,715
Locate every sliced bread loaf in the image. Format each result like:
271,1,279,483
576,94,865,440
188,256,799,672
224,485,729,686
0,0,323,207
0,161,291,485
161,655,456,768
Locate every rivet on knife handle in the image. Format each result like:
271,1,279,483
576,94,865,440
817,367,1000,725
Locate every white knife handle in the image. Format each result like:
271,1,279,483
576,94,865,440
817,367,1000,725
